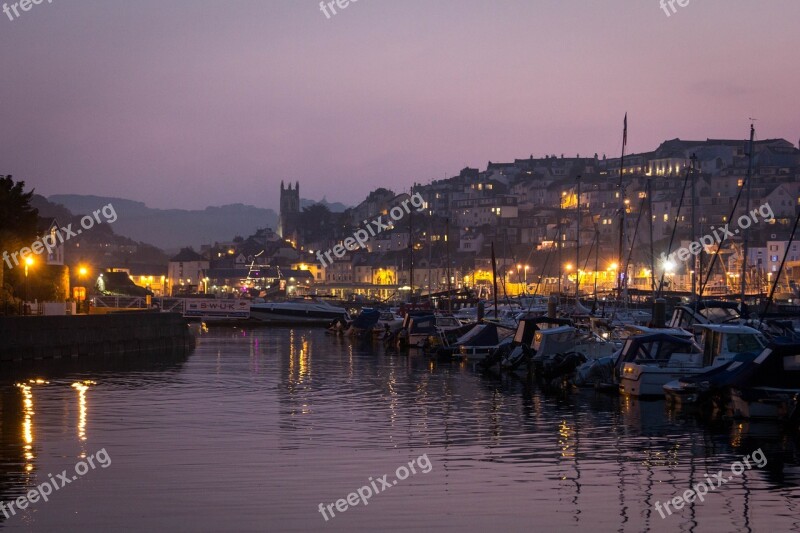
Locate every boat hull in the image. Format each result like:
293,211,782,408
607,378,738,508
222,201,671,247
620,364,705,397
250,304,348,326
730,387,800,420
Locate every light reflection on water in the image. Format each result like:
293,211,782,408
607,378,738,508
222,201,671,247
0,327,799,532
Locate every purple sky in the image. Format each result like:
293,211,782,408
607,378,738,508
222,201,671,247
2,0,799,210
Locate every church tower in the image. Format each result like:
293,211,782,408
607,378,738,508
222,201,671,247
278,181,300,241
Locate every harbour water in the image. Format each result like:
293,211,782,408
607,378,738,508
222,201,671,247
1,327,799,532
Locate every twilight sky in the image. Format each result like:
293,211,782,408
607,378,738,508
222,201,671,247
2,0,799,211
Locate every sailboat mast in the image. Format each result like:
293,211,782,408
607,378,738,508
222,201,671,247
616,113,628,298
690,154,698,300
445,217,452,313
408,188,415,302
647,178,656,297
575,174,582,302
740,124,755,302
491,242,499,319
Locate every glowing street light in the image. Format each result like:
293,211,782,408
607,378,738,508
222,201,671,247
23,255,35,305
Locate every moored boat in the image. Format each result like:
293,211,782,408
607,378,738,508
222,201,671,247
250,298,350,326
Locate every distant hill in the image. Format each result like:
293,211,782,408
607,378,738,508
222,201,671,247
301,198,349,213
47,195,350,251
49,195,279,251
30,194,169,271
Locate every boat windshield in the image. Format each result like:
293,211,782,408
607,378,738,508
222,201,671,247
534,329,576,354
698,307,739,323
726,333,763,354
436,317,461,328
626,339,699,363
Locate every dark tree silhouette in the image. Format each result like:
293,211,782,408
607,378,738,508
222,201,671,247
0,176,40,298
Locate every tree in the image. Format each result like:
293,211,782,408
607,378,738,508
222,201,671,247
299,203,333,244
0,176,40,300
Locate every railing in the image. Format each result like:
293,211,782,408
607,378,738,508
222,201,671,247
90,297,185,313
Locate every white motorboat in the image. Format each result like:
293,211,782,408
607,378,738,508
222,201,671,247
250,298,350,326
620,324,765,397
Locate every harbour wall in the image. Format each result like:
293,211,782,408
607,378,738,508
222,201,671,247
0,312,194,362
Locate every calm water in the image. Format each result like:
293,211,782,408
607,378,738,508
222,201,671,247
1,327,799,532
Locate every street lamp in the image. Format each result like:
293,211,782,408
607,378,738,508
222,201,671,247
564,263,573,291
77,265,89,313
24,256,34,307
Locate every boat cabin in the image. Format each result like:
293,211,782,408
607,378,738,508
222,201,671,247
669,301,741,330
514,317,574,348
694,324,765,366
615,332,701,374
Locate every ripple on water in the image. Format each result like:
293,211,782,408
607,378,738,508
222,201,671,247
0,327,798,532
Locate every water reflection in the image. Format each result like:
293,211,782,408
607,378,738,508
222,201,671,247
264,329,800,531
71,381,96,459
0,347,189,528
15,380,48,473
0,329,797,531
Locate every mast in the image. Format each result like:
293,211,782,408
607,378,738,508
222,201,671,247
445,217,452,313
491,242,499,319
575,174,582,302
558,200,563,295
408,187,414,302
690,153,698,300
616,113,628,300
427,217,432,296
647,178,656,297
740,124,755,303
593,224,600,312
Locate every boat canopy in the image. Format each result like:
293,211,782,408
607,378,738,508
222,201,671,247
408,315,437,334
533,326,579,354
455,324,502,347
514,317,574,347
615,333,699,370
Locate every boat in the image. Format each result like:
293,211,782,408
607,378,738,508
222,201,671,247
347,308,381,336
373,310,404,337
479,316,574,372
531,324,620,382
404,314,463,349
619,323,767,397
250,298,350,326
450,322,516,361
726,340,800,420
662,324,766,404
668,300,744,329
616,332,701,397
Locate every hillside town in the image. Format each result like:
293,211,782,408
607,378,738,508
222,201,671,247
3,133,800,310
164,134,800,303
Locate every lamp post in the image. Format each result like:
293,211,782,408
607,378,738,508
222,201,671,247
564,263,573,292
78,265,88,313
23,256,34,312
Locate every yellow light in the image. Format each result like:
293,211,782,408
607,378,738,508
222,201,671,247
78,266,88,276
24,256,34,266
565,263,573,271
72,380,95,441
610,262,618,271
